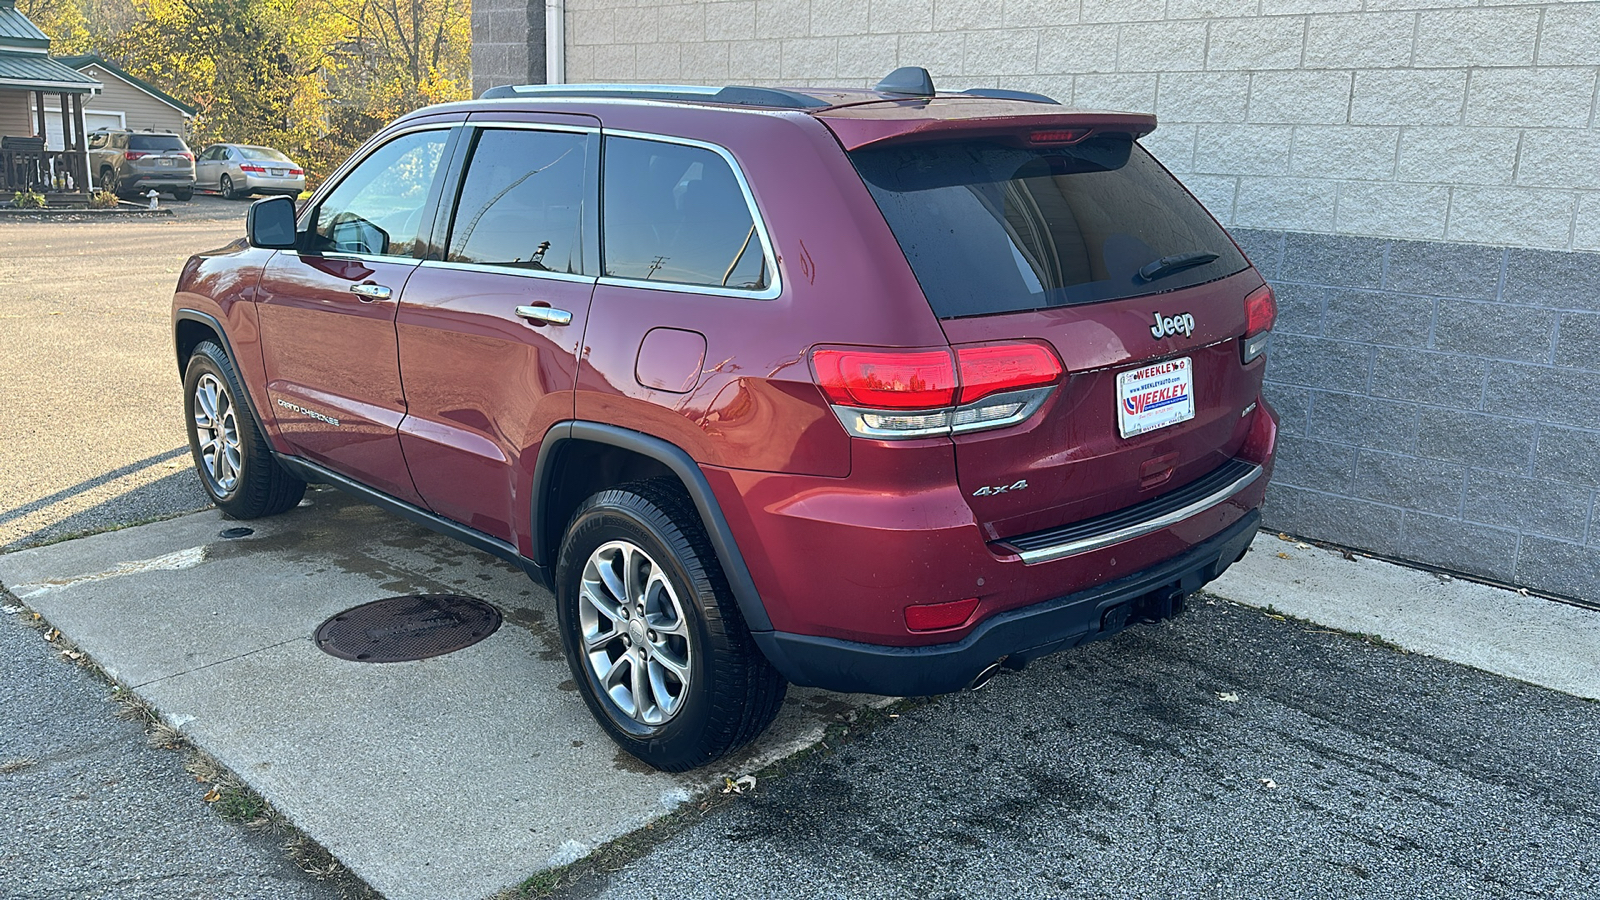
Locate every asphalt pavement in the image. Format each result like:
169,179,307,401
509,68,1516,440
0,604,337,900
0,194,244,553
569,601,1600,900
1,199,343,900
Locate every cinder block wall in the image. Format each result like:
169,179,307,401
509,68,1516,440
472,0,545,99
555,0,1600,600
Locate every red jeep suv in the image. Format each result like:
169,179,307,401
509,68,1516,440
172,68,1278,771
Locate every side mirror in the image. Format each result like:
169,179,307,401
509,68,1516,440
247,195,298,250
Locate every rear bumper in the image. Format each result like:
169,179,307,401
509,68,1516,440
242,175,305,194
752,509,1260,696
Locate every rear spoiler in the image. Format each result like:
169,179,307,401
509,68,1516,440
817,108,1158,152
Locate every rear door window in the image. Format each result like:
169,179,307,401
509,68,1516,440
851,138,1248,319
444,127,592,274
601,136,770,292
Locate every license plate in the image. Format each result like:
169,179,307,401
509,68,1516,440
1116,357,1195,439
270,168,286,177
159,158,173,166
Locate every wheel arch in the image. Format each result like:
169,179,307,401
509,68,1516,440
174,308,278,450
533,422,773,633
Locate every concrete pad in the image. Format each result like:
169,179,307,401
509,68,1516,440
1209,533,1600,700
0,487,880,900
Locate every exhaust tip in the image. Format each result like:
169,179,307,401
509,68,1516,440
967,659,1005,691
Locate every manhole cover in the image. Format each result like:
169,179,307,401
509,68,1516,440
314,595,502,663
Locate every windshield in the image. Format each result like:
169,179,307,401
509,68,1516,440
851,137,1248,319
128,134,187,152
239,146,292,162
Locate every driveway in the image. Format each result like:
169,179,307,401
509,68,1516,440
0,200,242,552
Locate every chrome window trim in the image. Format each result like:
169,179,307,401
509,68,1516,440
600,128,782,301
1013,464,1264,565
463,121,599,135
419,259,595,284
280,250,416,267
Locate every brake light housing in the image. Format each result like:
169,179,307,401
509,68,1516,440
1241,284,1276,364
811,342,1063,439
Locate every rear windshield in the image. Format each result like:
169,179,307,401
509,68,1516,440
239,146,291,162
128,134,187,152
851,137,1248,319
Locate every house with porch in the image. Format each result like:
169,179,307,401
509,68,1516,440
0,0,98,194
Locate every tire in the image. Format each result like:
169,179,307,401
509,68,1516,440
555,480,787,772
182,340,305,519
172,187,194,201
98,167,119,196
219,174,238,200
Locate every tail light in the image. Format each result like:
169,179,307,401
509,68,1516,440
289,168,305,177
812,342,1063,439
124,151,149,160
178,151,194,161
240,164,268,174
1241,284,1275,364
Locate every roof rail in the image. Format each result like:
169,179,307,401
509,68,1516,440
478,82,829,110
956,88,1060,105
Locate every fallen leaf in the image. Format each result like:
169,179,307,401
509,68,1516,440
1341,550,1356,561
44,628,59,642
721,775,757,795
1217,692,1239,702
1276,552,1291,559
1295,542,1311,550
1259,778,1277,790
203,788,222,802
1277,533,1290,541
1265,613,1286,621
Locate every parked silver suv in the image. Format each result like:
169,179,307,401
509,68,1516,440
88,129,195,201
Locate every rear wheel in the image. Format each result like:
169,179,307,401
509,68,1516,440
182,341,305,518
98,167,119,196
219,174,238,200
172,187,194,201
555,480,786,771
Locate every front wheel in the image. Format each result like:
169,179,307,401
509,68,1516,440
182,341,305,518
556,480,786,771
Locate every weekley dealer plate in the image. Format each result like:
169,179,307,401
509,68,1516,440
1117,357,1195,439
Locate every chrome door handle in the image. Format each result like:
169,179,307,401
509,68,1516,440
516,305,573,326
350,283,392,301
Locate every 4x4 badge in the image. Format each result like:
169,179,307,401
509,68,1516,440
973,479,1028,497
1150,312,1196,339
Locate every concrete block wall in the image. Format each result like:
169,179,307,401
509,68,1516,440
472,0,545,99
539,0,1600,600
1238,229,1600,600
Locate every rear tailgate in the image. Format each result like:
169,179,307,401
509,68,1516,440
941,271,1263,541
837,110,1266,543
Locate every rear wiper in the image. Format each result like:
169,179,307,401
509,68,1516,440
1137,251,1219,283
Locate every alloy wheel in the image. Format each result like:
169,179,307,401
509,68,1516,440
578,540,693,726
193,373,242,495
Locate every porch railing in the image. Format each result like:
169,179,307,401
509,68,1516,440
2,149,90,194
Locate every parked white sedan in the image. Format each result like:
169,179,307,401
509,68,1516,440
195,143,306,199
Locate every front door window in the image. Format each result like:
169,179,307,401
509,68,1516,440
312,130,449,258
